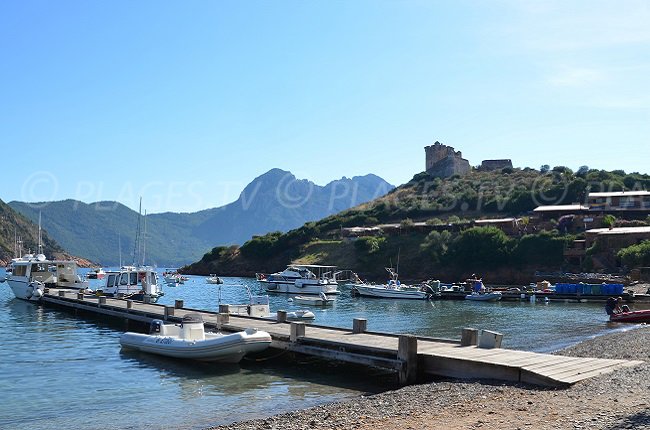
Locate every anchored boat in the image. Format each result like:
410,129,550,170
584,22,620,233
6,254,88,301
351,268,432,300
96,266,164,302
256,264,340,295
119,314,272,363
293,292,335,306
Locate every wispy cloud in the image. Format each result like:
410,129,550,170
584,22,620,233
547,66,605,87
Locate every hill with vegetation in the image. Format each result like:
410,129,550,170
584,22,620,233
10,169,393,266
182,166,650,284
0,199,88,265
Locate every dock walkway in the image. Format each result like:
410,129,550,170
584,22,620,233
41,288,642,387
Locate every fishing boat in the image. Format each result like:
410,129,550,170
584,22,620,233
609,310,650,323
206,274,223,284
256,264,340,295
351,268,432,300
119,314,272,363
293,292,335,306
96,266,164,302
6,254,89,301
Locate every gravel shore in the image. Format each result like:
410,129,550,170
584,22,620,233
212,325,650,430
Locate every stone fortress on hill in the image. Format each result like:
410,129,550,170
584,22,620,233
425,141,512,178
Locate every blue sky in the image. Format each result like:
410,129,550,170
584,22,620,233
2,0,648,213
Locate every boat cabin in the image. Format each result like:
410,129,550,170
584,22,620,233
101,266,161,297
9,254,85,288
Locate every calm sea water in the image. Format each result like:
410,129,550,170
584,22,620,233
0,268,625,429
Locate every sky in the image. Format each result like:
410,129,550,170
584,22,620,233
1,0,648,213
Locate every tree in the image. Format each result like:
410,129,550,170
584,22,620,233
618,240,650,268
577,165,589,177
420,230,452,262
447,226,512,268
602,214,616,229
540,165,550,174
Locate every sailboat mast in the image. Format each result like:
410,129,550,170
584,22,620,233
132,198,142,266
142,210,147,266
37,211,43,255
118,233,122,268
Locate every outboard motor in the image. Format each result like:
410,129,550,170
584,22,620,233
150,319,163,334
180,313,205,341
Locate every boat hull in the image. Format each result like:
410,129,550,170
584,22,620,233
610,310,650,323
6,279,43,302
465,292,502,302
293,295,334,306
261,280,340,295
352,284,429,300
119,329,272,363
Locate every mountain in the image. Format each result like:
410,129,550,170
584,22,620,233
9,169,394,266
0,199,86,265
182,167,650,284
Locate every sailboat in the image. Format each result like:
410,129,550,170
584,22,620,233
96,200,164,302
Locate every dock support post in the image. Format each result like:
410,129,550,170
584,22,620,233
77,292,84,300
461,328,479,346
397,335,418,386
353,318,367,334
117,293,125,299
218,304,230,314
58,290,66,297
290,322,305,342
43,288,49,294
175,299,184,309
478,330,504,349
277,310,287,323
217,313,229,330
164,306,174,320
98,296,107,306
143,295,151,304
126,300,133,310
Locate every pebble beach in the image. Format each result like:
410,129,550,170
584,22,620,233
213,325,650,430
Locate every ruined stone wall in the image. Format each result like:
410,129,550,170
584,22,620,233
424,141,470,178
480,159,513,171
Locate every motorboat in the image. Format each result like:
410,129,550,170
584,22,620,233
206,274,223,284
609,309,650,323
293,292,335,306
256,264,340,295
223,287,316,322
96,266,164,302
5,254,89,301
119,314,272,363
465,292,503,302
351,268,432,300
87,268,106,280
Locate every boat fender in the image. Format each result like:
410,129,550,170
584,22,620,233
25,284,34,299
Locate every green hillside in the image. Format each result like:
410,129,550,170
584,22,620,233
182,167,650,283
0,199,66,264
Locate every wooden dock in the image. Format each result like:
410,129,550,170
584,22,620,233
40,288,642,387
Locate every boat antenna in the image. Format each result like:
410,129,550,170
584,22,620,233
141,210,147,266
396,248,400,278
132,197,142,266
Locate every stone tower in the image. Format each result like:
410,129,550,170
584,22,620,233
424,141,471,178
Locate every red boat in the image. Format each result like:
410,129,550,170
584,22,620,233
610,309,650,323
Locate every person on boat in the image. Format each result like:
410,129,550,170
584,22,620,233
605,297,617,315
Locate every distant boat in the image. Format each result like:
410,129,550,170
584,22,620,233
222,286,316,322
351,268,432,300
206,274,223,284
293,292,335,306
87,268,106,280
119,313,272,363
256,265,340,295
465,292,502,302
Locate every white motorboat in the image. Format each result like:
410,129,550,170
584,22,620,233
206,274,223,284
119,314,272,363
256,264,340,295
465,292,502,302
6,254,89,301
351,268,432,300
87,268,106,280
224,287,316,322
96,266,164,302
293,292,335,306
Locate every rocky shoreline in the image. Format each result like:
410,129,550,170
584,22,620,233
211,326,650,430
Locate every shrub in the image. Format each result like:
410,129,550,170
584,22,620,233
618,240,650,268
354,236,385,254
447,226,513,268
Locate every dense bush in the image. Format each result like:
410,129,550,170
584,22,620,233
239,232,283,259
511,231,572,266
354,236,386,254
447,226,512,267
618,241,650,268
